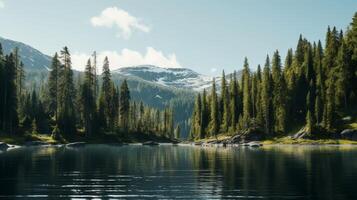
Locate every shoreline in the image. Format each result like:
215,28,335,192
2,132,357,148
192,134,357,146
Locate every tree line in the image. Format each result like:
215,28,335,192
190,13,357,139
0,46,178,140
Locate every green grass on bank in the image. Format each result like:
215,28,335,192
0,132,57,145
347,122,357,129
262,137,357,145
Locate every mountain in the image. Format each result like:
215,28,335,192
0,37,51,71
114,65,213,91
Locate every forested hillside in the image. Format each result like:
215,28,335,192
0,37,195,137
190,13,357,140
0,45,179,141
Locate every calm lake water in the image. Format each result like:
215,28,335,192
0,144,357,199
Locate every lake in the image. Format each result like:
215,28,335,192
0,144,357,199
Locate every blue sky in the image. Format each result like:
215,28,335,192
0,0,356,75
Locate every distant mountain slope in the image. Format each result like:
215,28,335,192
113,65,213,91
0,37,51,71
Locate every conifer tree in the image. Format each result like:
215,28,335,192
242,57,251,128
57,47,76,134
47,53,61,123
220,70,230,132
98,57,116,131
272,50,287,133
119,79,130,130
323,80,336,130
192,93,202,139
261,56,272,134
80,59,96,136
335,40,349,108
306,91,315,134
347,12,357,96
201,89,209,137
255,66,263,124
1,54,18,133
208,78,219,136
229,72,239,132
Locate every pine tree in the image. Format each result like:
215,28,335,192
347,12,357,96
208,78,219,137
47,53,61,123
1,54,18,133
201,89,209,137
323,26,339,77
272,50,287,133
335,40,349,108
220,70,230,132
255,66,263,124
119,79,130,130
58,47,76,134
229,72,239,132
13,47,25,99
242,57,251,128
306,91,315,134
314,41,324,124
98,56,115,131
191,93,202,139
323,80,336,131
261,55,272,134
80,59,96,136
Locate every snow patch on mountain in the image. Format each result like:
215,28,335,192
113,65,213,91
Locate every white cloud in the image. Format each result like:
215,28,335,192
91,6,149,39
71,47,181,72
0,0,4,8
210,68,217,73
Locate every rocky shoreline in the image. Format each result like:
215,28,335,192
2,128,357,152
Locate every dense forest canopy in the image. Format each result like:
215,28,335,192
0,45,179,140
190,13,357,140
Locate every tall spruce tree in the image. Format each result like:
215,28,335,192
242,57,251,128
261,55,272,134
229,72,239,132
98,57,116,131
47,53,61,123
208,78,219,137
58,47,76,134
201,89,209,137
192,93,202,139
119,79,130,130
220,70,230,132
335,40,349,108
80,59,96,136
1,54,18,133
272,50,287,133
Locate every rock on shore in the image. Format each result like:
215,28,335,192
340,129,357,141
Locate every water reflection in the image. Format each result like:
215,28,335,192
0,145,357,199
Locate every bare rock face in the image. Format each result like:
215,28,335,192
340,129,357,141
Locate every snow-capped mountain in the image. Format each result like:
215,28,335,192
113,65,213,91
